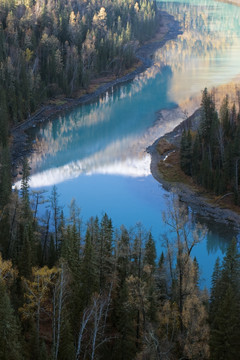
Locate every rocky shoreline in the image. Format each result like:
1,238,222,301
11,10,182,172
147,110,240,233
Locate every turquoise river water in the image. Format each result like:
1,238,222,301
24,0,240,287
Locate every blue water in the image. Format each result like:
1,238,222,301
25,0,240,287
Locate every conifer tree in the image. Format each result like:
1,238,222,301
98,213,113,290
80,229,98,307
180,129,192,175
0,280,23,360
144,232,156,270
209,239,240,359
21,157,31,218
51,185,61,254
110,226,137,360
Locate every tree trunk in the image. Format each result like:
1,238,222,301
235,158,239,193
55,265,64,360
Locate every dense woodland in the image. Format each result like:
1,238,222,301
0,1,240,359
0,0,157,127
0,0,158,281
0,0,158,216
180,88,240,203
0,161,240,359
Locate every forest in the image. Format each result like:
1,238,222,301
0,0,157,129
0,0,240,359
0,164,240,359
180,88,240,203
0,0,158,246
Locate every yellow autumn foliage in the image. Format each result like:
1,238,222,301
0,252,18,287
19,266,59,321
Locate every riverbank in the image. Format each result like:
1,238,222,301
217,0,240,7
11,10,182,176
147,109,240,233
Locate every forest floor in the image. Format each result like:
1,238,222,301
147,109,240,232
11,10,182,174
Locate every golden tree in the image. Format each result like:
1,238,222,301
19,266,58,338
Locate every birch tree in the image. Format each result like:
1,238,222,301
162,194,208,358
52,261,71,360
19,266,58,340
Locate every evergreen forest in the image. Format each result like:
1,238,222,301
180,88,240,203
0,0,157,129
0,164,240,359
0,0,158,254
0,0,240,359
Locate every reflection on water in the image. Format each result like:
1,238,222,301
22,0,240,285
19,155,151,188
206,231,230,254
157,0,240,107
28,65,176,179
193,212,238,253
28,0,240,186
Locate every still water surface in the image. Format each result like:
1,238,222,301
26,0,240,287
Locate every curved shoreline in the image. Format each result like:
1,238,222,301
11,11,182,171
217,0,240,7
147,111,240,233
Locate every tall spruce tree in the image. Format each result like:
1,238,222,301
0,280,23,360
209,239,240,359
111,226,137,360
180,129,192,176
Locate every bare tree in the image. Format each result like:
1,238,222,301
76,288,113,360
31,189,48,222
76,305,94,360
162,193,206,328
52,261,70,360
90,295,108,360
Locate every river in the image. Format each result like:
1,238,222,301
24,0,240,287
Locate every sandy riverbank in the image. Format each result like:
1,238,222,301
11,10,182,175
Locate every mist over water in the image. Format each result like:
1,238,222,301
23,0,240,287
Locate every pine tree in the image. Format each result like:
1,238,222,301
156,252,167,301
144,232,156,270
18,226,32,278
21,157,31,219
209,257,221,321
80,229,98,307
220,95,230,138
209,239,240,359
111,279,137,360
98,213,113,290
0,280,23,360
110,226,137,360
50,185,61,254
181,259,210,359
180,129,192,176
58,318,75,360
48,234,57,268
